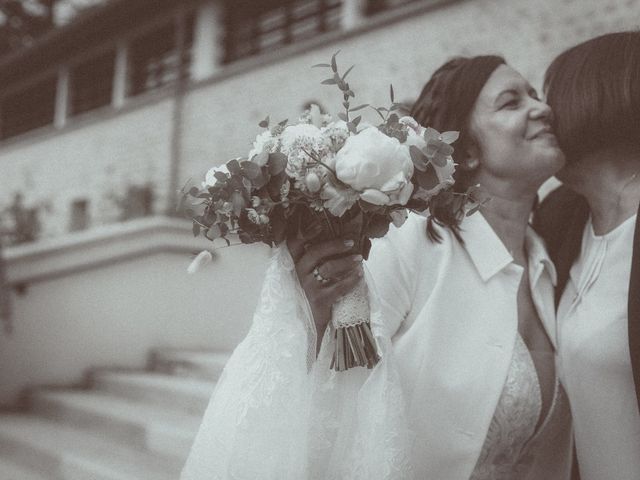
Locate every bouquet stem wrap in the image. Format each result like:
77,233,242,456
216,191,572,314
330,279,380,371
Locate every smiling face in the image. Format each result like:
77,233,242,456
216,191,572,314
465,65,565,196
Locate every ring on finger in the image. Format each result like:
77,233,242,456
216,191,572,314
312,266,331,284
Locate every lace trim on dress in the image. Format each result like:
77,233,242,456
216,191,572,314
470,334,543,480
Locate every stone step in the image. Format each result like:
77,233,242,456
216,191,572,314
91,370,215,416
29,389,201,461
150,348,229,381
0,414,180,480
0,456,48,480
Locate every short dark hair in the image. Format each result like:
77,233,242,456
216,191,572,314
411,55,505,241
544,31,640,164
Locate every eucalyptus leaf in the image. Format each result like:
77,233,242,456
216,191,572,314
342,64,355,80
331,51,339,72
440,131,460,144
214,171,228,182
410,145,428,171
415,163,440,190
240,160,261,179
350,104,369,112
206,224,222,240
268,152,288,175
312,63,331,68
226,159,241,175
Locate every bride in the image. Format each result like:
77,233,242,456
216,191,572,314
181,55,573,480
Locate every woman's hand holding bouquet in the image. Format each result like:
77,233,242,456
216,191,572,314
184,52,480,370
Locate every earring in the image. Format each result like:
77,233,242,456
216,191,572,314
464,158,479,170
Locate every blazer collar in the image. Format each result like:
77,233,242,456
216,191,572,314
461,212,514,282
461,211,557,285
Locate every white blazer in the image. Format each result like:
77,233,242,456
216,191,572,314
366,212,573,480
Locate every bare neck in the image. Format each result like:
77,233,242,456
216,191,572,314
561,149,640,235
479,191,536,266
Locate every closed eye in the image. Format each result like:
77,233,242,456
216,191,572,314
500,98,519,109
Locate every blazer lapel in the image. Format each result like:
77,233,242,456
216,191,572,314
628,204,640,414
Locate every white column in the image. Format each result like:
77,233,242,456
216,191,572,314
112,39,128,108
54,65,69,128
191,0,222,81
341,0,367,30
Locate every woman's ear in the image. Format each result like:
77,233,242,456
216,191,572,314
460,143,481,171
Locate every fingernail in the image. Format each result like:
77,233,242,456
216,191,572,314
344,239,355,247
352,254,362,262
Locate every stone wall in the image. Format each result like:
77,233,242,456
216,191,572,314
1,0,638,240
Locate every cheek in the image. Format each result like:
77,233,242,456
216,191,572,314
478,118,526,161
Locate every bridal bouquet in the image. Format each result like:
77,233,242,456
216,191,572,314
184,53,473,371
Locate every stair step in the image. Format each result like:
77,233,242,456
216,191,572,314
0,457,48,480
151,349,229,381
0,414,181,480
29,389,201,461
91,370,215,416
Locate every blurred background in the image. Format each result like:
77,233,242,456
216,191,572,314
0,0,638,478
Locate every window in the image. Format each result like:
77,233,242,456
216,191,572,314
70,50,116,116
1,76,56,140
365,0,425,15
223,0,342,64
119,185,154,220
128,14,195,96
69,199,90,232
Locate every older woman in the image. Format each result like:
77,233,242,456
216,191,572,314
183,56,573,480
534,31,640,480
289,56,572,479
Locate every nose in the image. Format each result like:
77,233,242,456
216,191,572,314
529,98,552,122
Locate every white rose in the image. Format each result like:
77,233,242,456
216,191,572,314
334,127,414,206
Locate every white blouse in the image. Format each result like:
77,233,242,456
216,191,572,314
557,214,640,480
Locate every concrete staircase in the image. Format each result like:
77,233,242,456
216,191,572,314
0,349,228,480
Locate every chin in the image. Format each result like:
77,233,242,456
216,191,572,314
535,148,565,178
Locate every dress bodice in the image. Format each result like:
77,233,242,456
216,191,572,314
470,334,564,480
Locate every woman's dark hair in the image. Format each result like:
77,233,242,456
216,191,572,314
544,31,640,165
411,55,505,242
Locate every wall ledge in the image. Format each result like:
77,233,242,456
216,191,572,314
4,216,216,285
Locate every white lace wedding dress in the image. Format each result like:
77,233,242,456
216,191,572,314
180,246,414,480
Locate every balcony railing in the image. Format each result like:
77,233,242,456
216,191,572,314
222,0,342,64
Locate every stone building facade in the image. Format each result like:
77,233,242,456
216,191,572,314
0,0,638,241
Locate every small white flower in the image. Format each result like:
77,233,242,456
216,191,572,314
187,250,213,274
248,130,277,162
246,208,260,224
